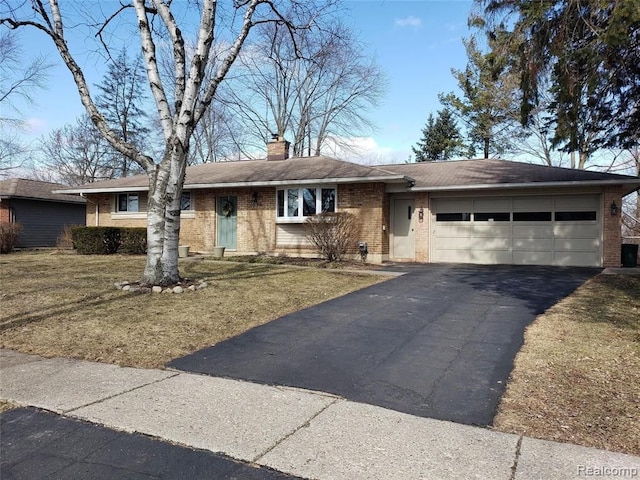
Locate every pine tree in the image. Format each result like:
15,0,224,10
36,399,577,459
96,49,149,177
412,109,464,162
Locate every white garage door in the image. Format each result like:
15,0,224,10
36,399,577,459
431,195,602,267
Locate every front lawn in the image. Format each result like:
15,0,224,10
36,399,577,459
0,252,384,368
493,274,640,456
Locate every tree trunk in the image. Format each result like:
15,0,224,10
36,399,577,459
140,139,187,286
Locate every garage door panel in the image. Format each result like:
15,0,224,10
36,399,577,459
434,199,472,213
433,249,472,263
431,194,602,267
513,197,552,210
434,237,472,249
554,251,600,267
473,224,511,237
554,195,599,210
513,238,553,251
554,224,600,238
554,238,600,251
435,224,472,237
472,250,513,264
513,251,554,265
471,236,510,249
512,225,553,238
473,198,512,211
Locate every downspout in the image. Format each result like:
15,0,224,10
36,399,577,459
80,193,99,226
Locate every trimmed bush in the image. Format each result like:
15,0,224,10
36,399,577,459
0,222,22,254
121,227,147,254
71,226,146,255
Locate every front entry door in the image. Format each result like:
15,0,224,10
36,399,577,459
217,196,237,250
393,198,415,259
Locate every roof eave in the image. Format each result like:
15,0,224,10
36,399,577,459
55,175,409,194
410,179,640,195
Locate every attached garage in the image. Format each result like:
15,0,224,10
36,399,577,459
431,194,602,267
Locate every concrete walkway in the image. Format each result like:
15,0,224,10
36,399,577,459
1,350,639,480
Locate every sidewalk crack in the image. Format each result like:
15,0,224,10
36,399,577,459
509,435,523,480
252,397,341,464
62,372,180,414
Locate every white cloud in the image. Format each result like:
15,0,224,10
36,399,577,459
322,136,410,165
394,16,422,29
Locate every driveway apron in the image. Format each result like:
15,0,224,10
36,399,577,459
169,264,599,426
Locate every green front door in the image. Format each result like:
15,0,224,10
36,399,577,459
216,196,237,250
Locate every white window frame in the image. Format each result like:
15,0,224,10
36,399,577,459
276,185,337,223
116,193,140,213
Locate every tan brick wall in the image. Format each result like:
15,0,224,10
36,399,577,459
85,188,276,254
0,201,11,223
337,183,387,262
414,192,430,262
603,186,623,268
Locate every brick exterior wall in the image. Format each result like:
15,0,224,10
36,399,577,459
0,200,11,223
336,183,388,263
414,192,430,262
85,183,389,261
603,186,623,268
84,185,625,267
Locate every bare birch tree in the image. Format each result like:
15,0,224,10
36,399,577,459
1,0,333,286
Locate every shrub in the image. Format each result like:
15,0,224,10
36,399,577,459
71,226,146,255
0,222,22,254
71,226,118,254
304,212,360,262
56,224,80,250
121,227,147,254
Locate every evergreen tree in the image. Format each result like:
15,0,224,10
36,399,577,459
412,109,464,162
476,0,640,153
439,37,520,159
96,48,149,177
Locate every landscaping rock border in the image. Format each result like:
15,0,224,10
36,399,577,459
114,280,208,294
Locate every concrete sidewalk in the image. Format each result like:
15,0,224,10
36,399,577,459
1,349,639,480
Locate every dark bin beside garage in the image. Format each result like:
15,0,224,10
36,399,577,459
621,244,639,268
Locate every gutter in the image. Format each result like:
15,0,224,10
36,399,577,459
54,174,410,194
410,179,640,196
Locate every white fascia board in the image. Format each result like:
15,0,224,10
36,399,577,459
54,186,149,194
58,175,409,194
410,179,640,194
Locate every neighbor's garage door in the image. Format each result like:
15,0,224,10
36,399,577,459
431,195,602,267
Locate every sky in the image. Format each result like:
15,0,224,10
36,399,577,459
8,0,475,165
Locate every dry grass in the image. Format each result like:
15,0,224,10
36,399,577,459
0,400,17,413
0,251,384,369
493,274,640,456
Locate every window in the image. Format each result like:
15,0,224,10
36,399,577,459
513,211,551,221
277,186,337,220
117,193,139,212
554,211,596,221
180,192,192,211
474,212,510,222
435,212,471,222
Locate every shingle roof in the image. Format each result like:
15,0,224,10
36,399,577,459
0,178,86,203
382,158,639,188
55,156,640,195
57,156,407,192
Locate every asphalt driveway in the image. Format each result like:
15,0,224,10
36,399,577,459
169,264,599,426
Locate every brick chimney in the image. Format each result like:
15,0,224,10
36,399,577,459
266,134,290,161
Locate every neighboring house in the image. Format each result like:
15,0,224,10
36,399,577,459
0,178,87,248
57,137,640,268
